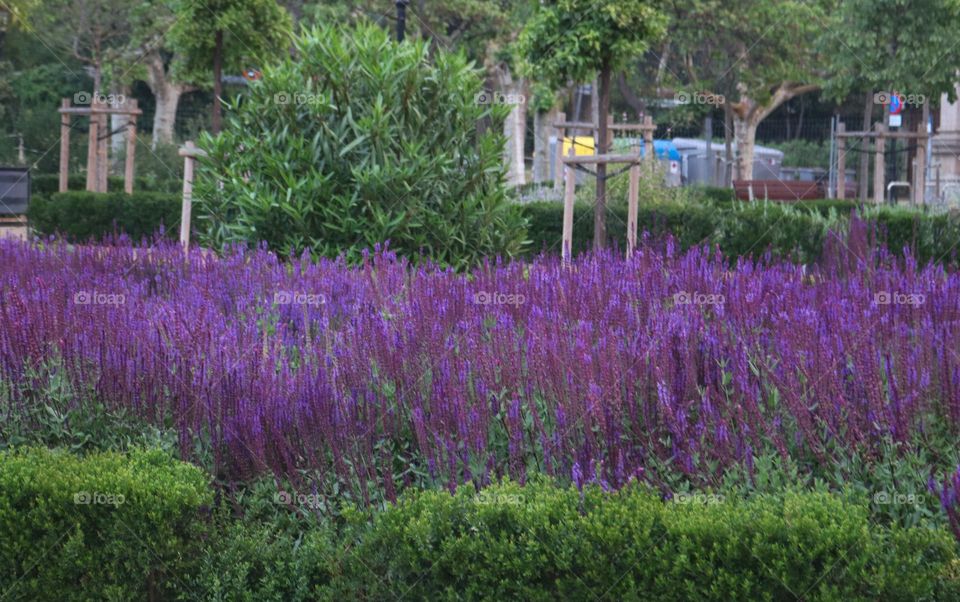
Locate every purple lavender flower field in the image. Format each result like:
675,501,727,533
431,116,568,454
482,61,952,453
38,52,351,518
1,228,958,509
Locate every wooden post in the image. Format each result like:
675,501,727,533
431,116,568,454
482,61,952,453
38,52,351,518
96,99,109,193
562,145,575,264
124,99,138,194
873,123,886,204
836,122,846,200
642,115,654,172
179,141,197,250
626,140,640,258
59,98,71,193
553,111,566,192
85,102,99,192
914,121,926,205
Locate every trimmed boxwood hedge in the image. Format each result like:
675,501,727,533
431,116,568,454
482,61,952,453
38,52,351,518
0,447,211,601
326,480,959,601
521,200,960,264
2,452,957,601
28,191,181,241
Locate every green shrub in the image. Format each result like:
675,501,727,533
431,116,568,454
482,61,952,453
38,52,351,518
0,447,212,601
28,191,181,240
187,520,337,602
194,21,526,269
333,479,959,601
31,174,179,196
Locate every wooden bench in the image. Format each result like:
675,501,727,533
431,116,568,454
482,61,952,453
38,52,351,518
732,179,858,201
733,180,822,201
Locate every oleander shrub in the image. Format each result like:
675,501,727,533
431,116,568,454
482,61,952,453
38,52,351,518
0,447,212,601
331,479,959,601
193,21,526,269
27,191,180,240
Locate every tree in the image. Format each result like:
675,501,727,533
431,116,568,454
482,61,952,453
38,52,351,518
656,0,826,180
38,0,134,92
520,0,667,250
169,0,292,134
821,0,960,197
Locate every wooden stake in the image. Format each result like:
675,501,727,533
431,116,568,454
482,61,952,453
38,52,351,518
627,140,640,258
85,103,99,192
873,122,886,204
914,120,926,205
836,122,846,200
96,99,109,192
124,99,138,194
562,144,575,264
179,141,196,250
59,98,71,193
554,111,566,192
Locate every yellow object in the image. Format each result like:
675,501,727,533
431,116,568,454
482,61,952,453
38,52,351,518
561,136,595,157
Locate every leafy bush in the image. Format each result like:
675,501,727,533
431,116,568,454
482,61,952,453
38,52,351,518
28,191,180,240
331,479,959,601
0,447,211,601
194,21,526,268
188,520,336,602
31,174,179,196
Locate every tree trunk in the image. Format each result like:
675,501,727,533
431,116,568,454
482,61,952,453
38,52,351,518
144,51,193,148
212,29,223,134
859,90,873,200
733,113,758,180
730,83,820,181
502,79,528,188
533,103,560,184
594,64,611,251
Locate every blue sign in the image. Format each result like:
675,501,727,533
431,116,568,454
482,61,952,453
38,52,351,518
889,94,903,115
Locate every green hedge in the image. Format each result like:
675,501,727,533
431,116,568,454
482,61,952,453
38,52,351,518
521,200,960,264
28,191,181,241
3,455,957,601
0,447,211,601
328,480,958,601
31,173,180,196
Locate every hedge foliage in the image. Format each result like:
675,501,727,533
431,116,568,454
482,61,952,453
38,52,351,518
1,452,957,601
0,447,211,601
31,173,179,196
180,479,960,602
327,479,959,601
521,200,960,264
27,191,181,241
